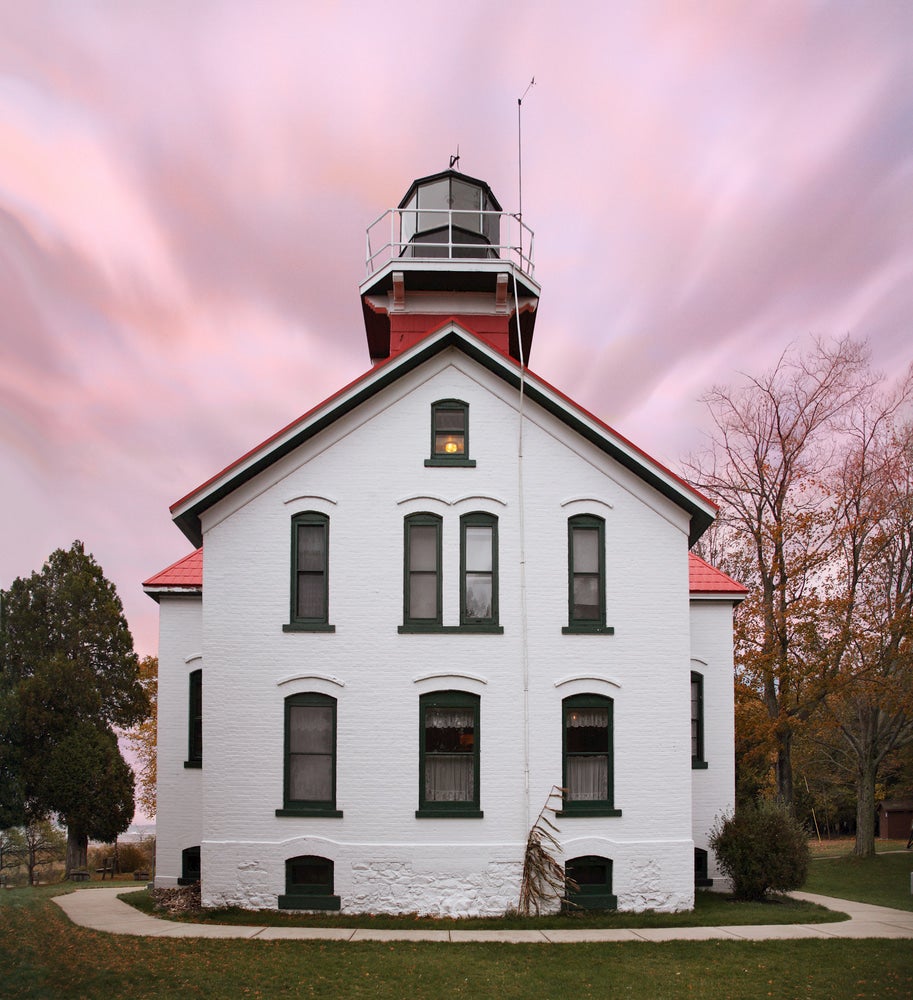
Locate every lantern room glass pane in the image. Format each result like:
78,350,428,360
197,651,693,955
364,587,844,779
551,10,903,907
451,178,482,235
417,178,448,232
401,191,417,245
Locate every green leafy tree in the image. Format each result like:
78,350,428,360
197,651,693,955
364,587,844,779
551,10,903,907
0,541,148,873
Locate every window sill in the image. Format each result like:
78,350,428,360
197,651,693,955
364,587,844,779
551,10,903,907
283,623,336,633
692,760,709,770
183,760,202,769
415,808,484,819
275,808,344,818
278,893,341,911
399,624,503,634
556,808,622,818
424,458,476,468
565,892,618,911
562,625,615,635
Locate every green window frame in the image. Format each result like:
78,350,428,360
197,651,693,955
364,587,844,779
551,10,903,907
565,855,617,910
184,669,202,768
563,515,613,634
284,511,335,632
460,512,499,629
425,399,476,467
559,693,621,816
691,672,708,769
278,855,340,911
276,693,343,817
178,845,201,886
403,512,443,628
417,690,482,818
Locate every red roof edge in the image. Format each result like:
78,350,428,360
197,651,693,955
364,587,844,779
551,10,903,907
688,553,748,597
142,547,203,588
170,322,717,521
144,547,746,599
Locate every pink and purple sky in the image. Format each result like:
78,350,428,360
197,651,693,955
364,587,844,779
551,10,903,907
2,1,911,660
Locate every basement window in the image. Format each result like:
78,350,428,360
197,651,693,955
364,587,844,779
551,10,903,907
564,855,617,910
278,855,340,910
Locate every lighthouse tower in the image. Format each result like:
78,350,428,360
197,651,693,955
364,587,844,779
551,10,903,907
360,168,540,364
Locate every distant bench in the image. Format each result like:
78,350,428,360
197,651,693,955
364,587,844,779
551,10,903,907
96,858,115,880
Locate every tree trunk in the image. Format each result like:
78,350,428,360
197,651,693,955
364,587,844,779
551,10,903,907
853,759,877,858
65,827,88,874
776,730,794,809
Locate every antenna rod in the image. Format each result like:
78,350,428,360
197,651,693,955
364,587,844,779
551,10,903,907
517,77,535,267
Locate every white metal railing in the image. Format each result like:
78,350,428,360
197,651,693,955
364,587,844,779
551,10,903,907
365,208,535,280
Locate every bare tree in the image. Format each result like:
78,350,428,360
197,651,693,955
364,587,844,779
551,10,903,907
18,820,66,886
687,337,878,807
818,401,913,856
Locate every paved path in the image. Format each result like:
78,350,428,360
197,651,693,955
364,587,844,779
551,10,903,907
52,887,913,943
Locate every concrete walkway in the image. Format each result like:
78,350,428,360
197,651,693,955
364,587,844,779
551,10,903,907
53,886,913,943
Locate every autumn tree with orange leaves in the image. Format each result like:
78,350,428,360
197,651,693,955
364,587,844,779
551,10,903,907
688,338,913,845
126,656,158,819
813,409,913,855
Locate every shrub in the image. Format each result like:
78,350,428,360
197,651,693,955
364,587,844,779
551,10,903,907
116,841,152,873
709,800,810,901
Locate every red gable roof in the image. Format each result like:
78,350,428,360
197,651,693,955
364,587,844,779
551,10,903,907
143,548,745,599
168,324,718,549
688,553,747,597
142,547,203,589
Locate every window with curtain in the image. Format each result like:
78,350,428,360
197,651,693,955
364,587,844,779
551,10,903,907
417,690,482,817
277,693,342,816
560,693,620,816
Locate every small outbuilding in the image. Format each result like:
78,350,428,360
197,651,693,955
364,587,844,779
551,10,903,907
876,800,913,840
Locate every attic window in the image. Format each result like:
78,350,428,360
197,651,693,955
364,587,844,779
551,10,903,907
426,400,476,467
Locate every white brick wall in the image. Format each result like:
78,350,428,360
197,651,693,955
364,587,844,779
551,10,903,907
154,347,735,913
154,594,203,887
690,598,738,888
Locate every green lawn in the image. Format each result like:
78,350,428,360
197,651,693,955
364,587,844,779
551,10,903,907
805,848,913,911
122,884,844,929
2,884,912,1000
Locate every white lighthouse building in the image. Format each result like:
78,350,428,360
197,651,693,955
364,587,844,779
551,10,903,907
145,167,745,914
